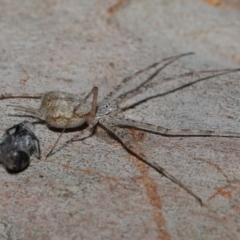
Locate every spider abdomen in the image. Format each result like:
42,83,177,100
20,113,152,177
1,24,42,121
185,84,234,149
40,91,91,128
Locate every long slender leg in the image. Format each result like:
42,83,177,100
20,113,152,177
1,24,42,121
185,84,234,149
117,68,240,106
195,158,230,183
112,117,240,137
0,94,43,119
48,116,101,157
123,68,240,110
117,70,195,104
7,105,43,120
117,53,195,101
85,87,98,125
103,52,194,103
0,94,42,100
99,117,202,205
66,127,95,143
46,127,95,157
46,87,98,158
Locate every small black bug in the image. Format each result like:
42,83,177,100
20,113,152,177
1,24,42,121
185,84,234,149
0,121,40,173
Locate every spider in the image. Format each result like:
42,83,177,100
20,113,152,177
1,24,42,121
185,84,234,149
0,121,40,173
1,52,239,205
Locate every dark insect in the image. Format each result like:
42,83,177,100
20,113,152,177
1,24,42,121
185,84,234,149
0,121,40,173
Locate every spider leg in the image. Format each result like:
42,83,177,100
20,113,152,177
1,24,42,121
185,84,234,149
112,117,240,137
0,93,43,119
7,104,43,119
118,68,239,106
66,127,95,143
117,70,195,105
195,158,230,184
0,94,42,100
124,68,240,110
46,127,95,157
85,87,98,125
46,87,98,158
99,116,202,205
103,52,194,103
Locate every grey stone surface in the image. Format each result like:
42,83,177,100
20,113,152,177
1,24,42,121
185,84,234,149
0,0,240,239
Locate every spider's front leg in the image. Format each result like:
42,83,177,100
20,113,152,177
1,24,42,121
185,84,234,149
103,52,194,103
99,116,203,205
112,117,240,138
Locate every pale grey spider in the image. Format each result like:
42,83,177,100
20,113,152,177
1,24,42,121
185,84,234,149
1,52,240,205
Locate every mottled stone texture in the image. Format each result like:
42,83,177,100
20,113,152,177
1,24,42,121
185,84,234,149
0,0,240,239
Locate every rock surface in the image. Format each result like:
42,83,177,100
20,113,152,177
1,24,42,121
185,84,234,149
0,0,240,239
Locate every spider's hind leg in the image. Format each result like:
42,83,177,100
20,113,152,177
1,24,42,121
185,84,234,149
0,93,43,120
7,104,43,120
0,94,42,100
